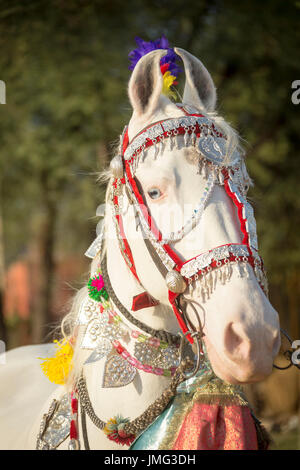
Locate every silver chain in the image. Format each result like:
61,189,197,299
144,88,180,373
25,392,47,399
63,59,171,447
77,376,105,430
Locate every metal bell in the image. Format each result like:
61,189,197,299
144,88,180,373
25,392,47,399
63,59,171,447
110,155,124,178
166,270,187,294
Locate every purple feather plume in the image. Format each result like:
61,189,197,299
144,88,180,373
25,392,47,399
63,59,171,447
128,35,182,77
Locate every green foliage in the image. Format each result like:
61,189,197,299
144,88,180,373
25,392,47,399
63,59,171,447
0,0,299,325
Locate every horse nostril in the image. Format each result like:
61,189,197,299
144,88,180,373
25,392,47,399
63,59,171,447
224,323,243,355
224,322,251,359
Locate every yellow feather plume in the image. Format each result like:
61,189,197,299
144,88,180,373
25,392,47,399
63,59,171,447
39,339,73,385
162,71,177,100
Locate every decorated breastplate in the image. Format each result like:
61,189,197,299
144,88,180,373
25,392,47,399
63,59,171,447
78,278,181,381
37,272,212,450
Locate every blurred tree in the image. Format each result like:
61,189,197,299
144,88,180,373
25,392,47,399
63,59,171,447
0,0,299,343
0,184,6,344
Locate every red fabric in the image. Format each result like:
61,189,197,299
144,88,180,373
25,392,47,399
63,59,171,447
168,291,193,345
112,179,141,283
125,161,162,241
122,128,129,153
71,398,78,414
223,176,250,249
131,292,160,311
70,420,78,440
172,404,258,450
125,160,183,266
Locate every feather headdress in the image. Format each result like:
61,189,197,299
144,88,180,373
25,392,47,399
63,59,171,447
128,35,182,100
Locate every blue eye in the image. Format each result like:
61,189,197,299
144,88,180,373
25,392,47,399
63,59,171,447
148,188,162,200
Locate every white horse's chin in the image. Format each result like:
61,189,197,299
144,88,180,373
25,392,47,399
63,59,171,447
204,336,274,385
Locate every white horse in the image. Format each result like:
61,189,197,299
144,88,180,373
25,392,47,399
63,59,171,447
0,48,280,450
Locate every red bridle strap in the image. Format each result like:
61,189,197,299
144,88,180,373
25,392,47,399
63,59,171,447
123,128,194,342
114,120,260,345
112,178,141,283
124,160,183,267
223,175,250,251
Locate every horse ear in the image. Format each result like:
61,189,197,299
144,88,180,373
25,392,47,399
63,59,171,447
174,47,216,112
128,49,168,117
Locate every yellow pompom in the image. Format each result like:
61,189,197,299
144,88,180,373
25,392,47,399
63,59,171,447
103,417,118,436
162,71,177,99
39,339,74,385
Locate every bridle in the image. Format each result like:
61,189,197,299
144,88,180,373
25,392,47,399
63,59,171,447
107,105,268,346
66,107,297,451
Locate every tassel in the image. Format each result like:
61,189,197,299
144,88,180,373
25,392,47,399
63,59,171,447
184,128,189,147
154,141,159,159
70,420,78,440
39,339,74,385
103,416,135,446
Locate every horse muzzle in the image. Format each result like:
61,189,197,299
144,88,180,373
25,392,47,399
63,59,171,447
204,322,281,384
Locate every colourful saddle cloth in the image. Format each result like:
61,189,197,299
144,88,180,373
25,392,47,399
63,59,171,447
169,402,257,450
130,364,269,451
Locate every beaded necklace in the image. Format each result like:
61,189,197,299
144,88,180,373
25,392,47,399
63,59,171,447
59,268,188,449
79,269,181,381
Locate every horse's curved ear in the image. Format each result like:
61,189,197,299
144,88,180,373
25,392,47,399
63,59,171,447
128,49,167,117
174,47,216,112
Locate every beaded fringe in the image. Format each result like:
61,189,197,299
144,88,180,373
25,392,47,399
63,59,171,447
188,262,254,302
127,132,250,191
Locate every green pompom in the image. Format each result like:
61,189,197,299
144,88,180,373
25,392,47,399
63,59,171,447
87,274,109,302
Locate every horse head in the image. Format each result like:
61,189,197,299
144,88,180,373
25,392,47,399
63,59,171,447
104,48,280,386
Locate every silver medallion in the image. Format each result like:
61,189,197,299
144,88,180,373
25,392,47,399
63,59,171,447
36,394,71,450
134,341,179,369
102,354,136,388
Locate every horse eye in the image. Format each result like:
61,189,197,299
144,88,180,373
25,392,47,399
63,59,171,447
148,188,162,200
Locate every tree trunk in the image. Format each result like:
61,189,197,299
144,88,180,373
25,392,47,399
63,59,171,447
31,191,57,344
0,181,7,345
